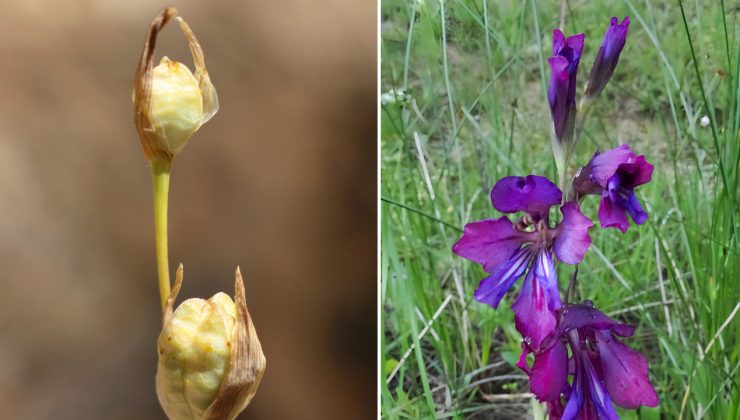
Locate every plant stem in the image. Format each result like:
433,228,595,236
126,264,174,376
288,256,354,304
573,98,591,148
565,265,579,304
561,99,592,199
151,158,172,311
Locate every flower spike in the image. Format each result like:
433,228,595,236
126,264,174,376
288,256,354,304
450,17,657,419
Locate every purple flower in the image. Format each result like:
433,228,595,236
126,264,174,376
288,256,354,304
573,144,653,233
452,175,593,347
586,17,630,99
548,30,585,147
517,301,659,419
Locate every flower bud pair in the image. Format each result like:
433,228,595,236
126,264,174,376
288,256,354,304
134,9,265,420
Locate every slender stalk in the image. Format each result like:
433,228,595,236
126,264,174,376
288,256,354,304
561,99,589,303
565,265,579,304
561,98,592,197
573,98,591,153
151,158,172,310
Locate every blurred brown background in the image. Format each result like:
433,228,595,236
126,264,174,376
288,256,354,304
0,1,376,419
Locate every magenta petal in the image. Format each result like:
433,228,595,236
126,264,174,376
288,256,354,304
530,340,568,402
598,196,630,233
512,269,558,348
554,202,593,264
617,155,654,188
596,331,659,409
474,246,532,308
590,144,634,186
547,398,565,420
452,217,525,272
565,33,585,60
552,29,566,55
559,303,635,337
553,31,585,64
491,175,562,219
516,341,534,375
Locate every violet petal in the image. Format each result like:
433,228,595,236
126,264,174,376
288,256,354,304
565,33,585,61
491,175,562,220
512,266,558,348
532,249,561,311
603,17,630,60
596,331,660,409
563,33,585,105
474,246,532,308
584,354,619,420
548,30,583,148
452,217,526,272
548,55,573,144
585,17,630,99
562,363,585,420
598,195,630,233
554,202,593,264
625,190,648,225
552,29,566,55
558,303,635,337
590,144,634,187
616,154,654,189
530,340,569,402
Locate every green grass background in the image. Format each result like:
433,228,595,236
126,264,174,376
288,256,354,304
380,0,739,418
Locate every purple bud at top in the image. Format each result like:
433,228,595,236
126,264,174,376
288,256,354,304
585,17,630,99
548,31,584,147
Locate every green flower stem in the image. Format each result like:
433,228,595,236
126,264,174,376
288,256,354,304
561,99,592,303
565,265,579,305
151,158,172,311
561,98,592,200
573,98,592,152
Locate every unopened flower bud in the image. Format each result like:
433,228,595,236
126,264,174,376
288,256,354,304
157,266,266,420
585,17,630,100
134,8,218,161
148,56,204,155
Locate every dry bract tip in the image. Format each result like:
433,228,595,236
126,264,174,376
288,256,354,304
134,7,219,161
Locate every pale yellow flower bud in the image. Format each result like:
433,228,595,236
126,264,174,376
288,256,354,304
157,266,266,420
149,57,203,156
134,8,219,161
